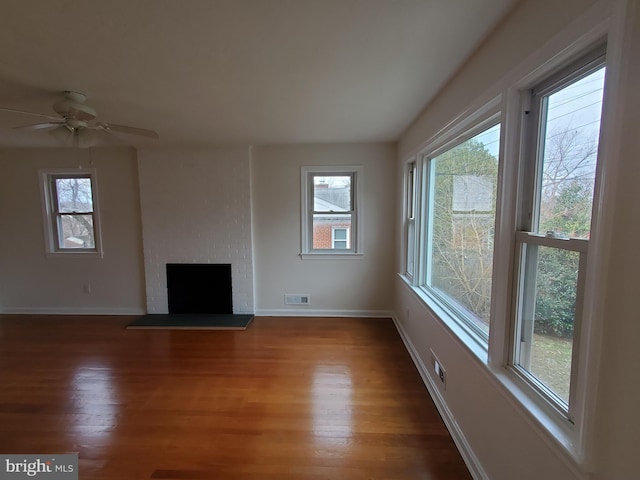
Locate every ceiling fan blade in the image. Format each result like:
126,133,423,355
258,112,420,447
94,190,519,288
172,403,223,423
99,122,159,139
93,128,123,146
0,107,60,121
13,122,64,131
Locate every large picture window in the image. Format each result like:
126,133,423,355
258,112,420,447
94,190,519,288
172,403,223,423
422,123,501,340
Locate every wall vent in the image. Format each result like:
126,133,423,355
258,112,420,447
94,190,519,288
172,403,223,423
284,294,310,305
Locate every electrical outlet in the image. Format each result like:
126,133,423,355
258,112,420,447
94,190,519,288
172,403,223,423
430,349,446,388
435,360,446,384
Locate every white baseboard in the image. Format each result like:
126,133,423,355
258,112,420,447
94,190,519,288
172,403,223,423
0,307,146,316
254,308,394,318
391,314,488,480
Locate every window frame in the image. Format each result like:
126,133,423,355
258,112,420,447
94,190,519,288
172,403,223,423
300,165,363,259
508,48,606,423
39,168,104,258
404,160,417,279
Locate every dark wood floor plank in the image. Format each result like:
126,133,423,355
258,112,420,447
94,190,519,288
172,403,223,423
0,315,471,479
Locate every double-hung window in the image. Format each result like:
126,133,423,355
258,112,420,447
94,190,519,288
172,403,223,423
421,121,501,341
301,166,362,257
40,169,103,256
511,49,606,419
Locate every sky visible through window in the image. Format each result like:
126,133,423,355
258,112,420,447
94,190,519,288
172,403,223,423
539,67,605,237
473,124,500,157
546,68,605,138
463,67,605,176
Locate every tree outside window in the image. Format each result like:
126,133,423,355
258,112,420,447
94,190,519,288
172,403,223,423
514,62,605,407
40,169,102,256
425,123,500,338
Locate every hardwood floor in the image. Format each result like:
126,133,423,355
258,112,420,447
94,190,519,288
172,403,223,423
0,315,471,479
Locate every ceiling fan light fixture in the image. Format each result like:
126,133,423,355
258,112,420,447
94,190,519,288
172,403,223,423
48,125,73,145
76,128,99,148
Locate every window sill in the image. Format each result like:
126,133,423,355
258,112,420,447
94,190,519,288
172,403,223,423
46,250,104,259
398,273,488,364
300,252,364,260
489,366,580,454
397,273,588,476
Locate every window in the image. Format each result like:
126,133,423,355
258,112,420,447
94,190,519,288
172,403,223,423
399,39,608,463
301,166,362,257
40,169,102,256
421,122,501,340
511,50,606,418
405,161,417,278
331,227,350,249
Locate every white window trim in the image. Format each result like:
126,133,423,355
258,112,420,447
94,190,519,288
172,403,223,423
501,44,607,465
39,168,104,258
300,165,363,259
509,52,607,423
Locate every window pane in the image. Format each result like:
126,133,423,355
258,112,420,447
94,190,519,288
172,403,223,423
313,214,351,249
333,228,347,240
407,164,416,219
332,228,349,249
57,214,95,249
406,162,417,277
55,177,93,213
407,221,415,277
427,124,500,335
537,67,605,238
313,175,351,212
517,244,578,404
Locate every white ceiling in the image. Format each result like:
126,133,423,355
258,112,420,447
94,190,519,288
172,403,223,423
0,0,517,148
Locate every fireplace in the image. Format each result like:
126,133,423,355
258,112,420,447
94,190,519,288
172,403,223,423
166,263,233,314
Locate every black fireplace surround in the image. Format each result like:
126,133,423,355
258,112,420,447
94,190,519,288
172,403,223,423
166,263,233,314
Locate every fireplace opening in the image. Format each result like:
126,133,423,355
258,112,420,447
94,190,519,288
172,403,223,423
166,263,232,314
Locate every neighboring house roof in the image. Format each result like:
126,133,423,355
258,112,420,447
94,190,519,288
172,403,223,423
314,196,347,212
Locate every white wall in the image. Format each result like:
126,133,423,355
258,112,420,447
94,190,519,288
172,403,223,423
0,147,146,314
137,147,254,314
399,0,602,160
252,143,396,316
0,142,392,317
394,0,639,479
592,1,640,477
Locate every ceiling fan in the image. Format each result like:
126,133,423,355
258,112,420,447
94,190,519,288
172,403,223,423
0,90,159,147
